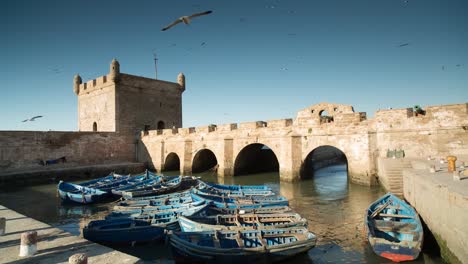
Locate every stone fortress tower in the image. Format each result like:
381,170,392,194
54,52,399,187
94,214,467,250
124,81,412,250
74,59,185,134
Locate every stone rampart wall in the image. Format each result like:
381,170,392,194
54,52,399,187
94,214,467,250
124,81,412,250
0,131,135,172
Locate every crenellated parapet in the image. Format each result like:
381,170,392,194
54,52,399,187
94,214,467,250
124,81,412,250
75,59,185,134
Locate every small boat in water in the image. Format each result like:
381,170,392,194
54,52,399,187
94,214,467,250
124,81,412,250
113,193,195,211
209,205,292,215
191,189,289,209
197,181,274,197
107,200,210,220
121,176,185,199
111,172,162,196
365,192,423,262
109,199,206,218
82,218,165,245
57,181,108,204
169,227,316,264
179,212,307,232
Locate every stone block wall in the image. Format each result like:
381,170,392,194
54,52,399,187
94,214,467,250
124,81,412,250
0,131,135,172
371,103,468,161
116,74,184,134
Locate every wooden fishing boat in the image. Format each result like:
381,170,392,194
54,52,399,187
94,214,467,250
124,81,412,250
106,201,210,221
82,218,166,245
169,227,316,264
365,192,423,262
121,176,183,199
120,188,193,202
209,205,292,215
109,199,206,218
110,172,162,196
79,172,130,189
191,189,289,209
113,192,195,211
197,181,274,197
179,212,307,232
57,181,108,204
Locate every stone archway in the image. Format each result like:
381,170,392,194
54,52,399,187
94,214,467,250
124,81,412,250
192,149,218,173
234,143,279,176
301,145,348,179
164,152,180,171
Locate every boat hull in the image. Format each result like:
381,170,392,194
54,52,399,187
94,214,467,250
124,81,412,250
365,192,423,262
169,228,316,264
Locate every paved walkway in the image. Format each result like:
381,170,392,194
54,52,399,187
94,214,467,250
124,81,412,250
0,205,140,264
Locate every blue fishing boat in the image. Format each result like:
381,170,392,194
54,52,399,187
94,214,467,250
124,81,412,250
79,172,130,189
365,193,423,262
197,181,274,197
121,176,184,199
191,189,289,209
111,172,162,196
109,199,206,218
169,227,316,264
179,212,307,232
113,192,194,211
57,181,108,204
82,218,165,245
209,205,292,215
120,188,192,202
82,202,211,244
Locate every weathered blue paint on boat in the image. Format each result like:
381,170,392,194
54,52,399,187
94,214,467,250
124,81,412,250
179,212,307,232
169,227,316,264
121,188,193,202
209,206,292,215
57,181,108,204
109,199,206,218
107,200,209,219
111,172,163,196
365,192,423,262
121,176,184,199
82,218,165,245
197,181,274,196
114,192,193,210
191,189,289,209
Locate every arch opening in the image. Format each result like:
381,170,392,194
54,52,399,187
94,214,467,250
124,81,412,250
192,149,218,173
301,145,348,179
164,152,180,172
301,145,348,199
92,122,97,132
319,110,334,123
157,121,165,129
234,144,279,176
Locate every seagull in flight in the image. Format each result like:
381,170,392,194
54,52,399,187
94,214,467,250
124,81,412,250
161,10,213,31
398,43,410,47
22,115,43,122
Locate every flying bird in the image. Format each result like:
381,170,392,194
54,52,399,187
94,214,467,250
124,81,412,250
29,116,43,121
161,10,213,31
21,116,43,122
398,43,410,47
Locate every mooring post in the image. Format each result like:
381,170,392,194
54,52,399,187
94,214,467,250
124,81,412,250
19,231,37,257
447,156,457,172
0,217,5,236
69,253,88,264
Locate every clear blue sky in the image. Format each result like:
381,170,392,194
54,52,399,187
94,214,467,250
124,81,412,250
1,0,467,131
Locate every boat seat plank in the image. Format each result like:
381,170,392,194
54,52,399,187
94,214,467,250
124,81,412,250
378,213,414,218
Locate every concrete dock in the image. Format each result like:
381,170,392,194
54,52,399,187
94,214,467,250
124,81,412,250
403,166,468,264
0,204,141,264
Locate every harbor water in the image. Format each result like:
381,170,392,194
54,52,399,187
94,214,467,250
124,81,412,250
0,164,444,263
